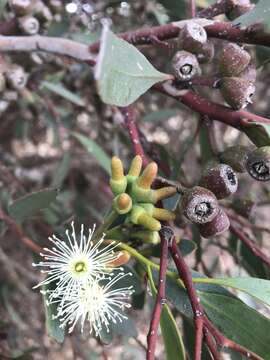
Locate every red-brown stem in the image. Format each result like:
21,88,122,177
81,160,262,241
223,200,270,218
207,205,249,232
189,0,196,17
147,227,170,360
203,330,221,360
229,222,270,268
169,237,204,360
155,83,270,127
0,208,42,254
119,106,149,166
204,317,262,360
188,76,220,88
197,0,230,18
89,21,270,53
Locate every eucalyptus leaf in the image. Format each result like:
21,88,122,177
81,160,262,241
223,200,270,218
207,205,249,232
148,268,185,360
8,188,58,222
95,26,171,106
198,277,270,306
41,81,85,107
233,0,270,31
242,122,270,147
42,282,65,343
72,132,111,173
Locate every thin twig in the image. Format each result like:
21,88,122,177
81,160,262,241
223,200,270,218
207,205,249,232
0,35,95,63
169,237,204,360
229,222,270,268
119,106,149,166
147,227,170,360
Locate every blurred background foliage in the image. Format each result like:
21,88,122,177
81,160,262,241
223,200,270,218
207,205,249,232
0,0,270,359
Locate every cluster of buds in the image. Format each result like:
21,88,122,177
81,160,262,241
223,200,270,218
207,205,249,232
8,0,60,35
220,145,270,182
110,156,176,240
219,43,256,110
171,22,214,82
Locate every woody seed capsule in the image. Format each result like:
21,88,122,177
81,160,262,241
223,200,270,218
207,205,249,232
181,186,219,224
220,77,255,110
200,163,238,199
172,50,201,81
198,208,230,238
220,145,251,173
246,146,270,181
178,22,207,53
219,43,250,77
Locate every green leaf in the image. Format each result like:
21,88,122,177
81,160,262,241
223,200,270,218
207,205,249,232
233,0,270,31
197,277,270,306
242,123,270,147
42,283,65,343
95,26,170,106
41,81,85,107
201,292,270,359
8,188,58,222
164,272,270,359
0,0,7,16
51,153,71,187
148,267,186,360
72,132,111,173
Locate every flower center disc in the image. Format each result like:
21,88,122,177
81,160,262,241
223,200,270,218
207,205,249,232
75,261,87,273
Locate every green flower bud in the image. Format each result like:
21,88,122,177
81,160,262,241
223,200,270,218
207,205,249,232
220,145,251,173
178,22,207,53
219,43,250,77
226,0,255,20
130,205,161,231
110,156,127,195
200,163,238,199
113,193,132,214
127,155,142,183
18,15,40,35
220,77,255,110
131,230,160,244
246,146,270,181
140,203,175,221
172,50,201,81
198,208,230,238
181,186,219,224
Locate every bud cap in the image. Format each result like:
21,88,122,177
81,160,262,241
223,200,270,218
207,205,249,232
220,77,255,110
219,43,250,77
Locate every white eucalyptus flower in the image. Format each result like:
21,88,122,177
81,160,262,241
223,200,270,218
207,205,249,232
32,222,121,300
56,271,134,336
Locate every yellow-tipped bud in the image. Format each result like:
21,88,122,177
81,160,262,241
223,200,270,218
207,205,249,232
153,186,177,203
131,230,160,244
111,156,124,180
152,207,176,221
106,250,131,267
113,193,132,214
128,155,143,178
137,162,158,189
110,156,127,195
130,206,161,231
131,182,156,203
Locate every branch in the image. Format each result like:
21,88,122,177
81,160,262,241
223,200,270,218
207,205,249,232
0,35,96,63
229,222,270,268
90,20,270,53
119,106,148,166
147,227,170,360
169,237,204,360
197,0,230,18
155,82,270,128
